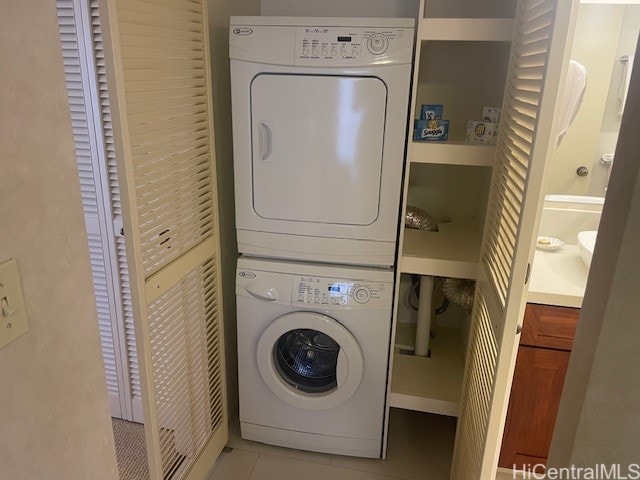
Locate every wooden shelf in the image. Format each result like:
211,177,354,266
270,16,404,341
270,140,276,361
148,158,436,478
389,327,464,417
409,141,496,167
421,18,514,42
401,216,481,279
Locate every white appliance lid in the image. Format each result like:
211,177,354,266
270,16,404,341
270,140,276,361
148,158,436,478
236,256,394,284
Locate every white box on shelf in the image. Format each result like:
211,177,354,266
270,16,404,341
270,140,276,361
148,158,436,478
482,107,501,124
466,121,498,145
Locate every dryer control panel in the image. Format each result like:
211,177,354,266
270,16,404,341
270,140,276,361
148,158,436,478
230,17,414,67
294,26,413,66
294,276,390,309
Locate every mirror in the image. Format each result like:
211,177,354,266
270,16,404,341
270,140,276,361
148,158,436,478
546,3,640,197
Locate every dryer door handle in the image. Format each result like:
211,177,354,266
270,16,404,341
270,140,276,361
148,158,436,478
245,281,278,302
259,121,273,163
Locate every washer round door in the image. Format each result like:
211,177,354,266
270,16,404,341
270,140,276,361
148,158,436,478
256,311,364,411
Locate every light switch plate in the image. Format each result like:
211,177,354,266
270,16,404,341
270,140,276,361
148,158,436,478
0,259,29,349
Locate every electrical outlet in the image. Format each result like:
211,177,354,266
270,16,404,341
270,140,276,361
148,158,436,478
0,259,29,349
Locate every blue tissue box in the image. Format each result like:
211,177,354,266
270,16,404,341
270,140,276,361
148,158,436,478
420,104,444,121
414,119,449,142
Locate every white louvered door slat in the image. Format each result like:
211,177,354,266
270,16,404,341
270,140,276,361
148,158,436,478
99,0,228,477
450,1,578,478
56,0,137,421
89,0,143,422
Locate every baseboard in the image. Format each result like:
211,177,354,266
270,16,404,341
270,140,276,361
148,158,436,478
496,467,527,479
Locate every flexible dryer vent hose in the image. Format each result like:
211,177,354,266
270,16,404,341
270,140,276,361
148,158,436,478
441,278,476,311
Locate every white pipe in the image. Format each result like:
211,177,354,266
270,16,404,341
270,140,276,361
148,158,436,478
414,275,434,357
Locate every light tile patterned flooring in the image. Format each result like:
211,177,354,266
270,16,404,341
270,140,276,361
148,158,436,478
206,409,457,480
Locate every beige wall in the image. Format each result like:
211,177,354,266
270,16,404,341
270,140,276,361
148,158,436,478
208,0,261,417
260,0,419,17
425,0,515,18
547,5,624,195
0,2,118,479
548,36,640,471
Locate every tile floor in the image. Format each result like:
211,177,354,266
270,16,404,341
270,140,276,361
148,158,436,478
206,408,457,480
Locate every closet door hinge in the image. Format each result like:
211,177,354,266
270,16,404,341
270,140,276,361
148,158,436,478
524,262,531,285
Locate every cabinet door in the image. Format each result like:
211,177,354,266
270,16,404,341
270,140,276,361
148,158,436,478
450,1,579,479
498,346,570,471
100,0,228,478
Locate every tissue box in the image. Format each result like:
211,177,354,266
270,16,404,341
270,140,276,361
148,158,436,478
420,104,444,121
414,119,449,142
482,107,501,124
466,121,498,145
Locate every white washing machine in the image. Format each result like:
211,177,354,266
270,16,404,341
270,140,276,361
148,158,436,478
236,257,394,458
230,17,414,266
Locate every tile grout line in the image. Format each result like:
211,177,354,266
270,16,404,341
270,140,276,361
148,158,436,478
246,452,260,480
248,451,414,480
329,462,413,480
234,443,414,479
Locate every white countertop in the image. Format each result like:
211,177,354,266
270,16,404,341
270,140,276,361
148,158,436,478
527,245,588,308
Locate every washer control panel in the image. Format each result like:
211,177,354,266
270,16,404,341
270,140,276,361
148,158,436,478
294,276,389,309
294,26,412,66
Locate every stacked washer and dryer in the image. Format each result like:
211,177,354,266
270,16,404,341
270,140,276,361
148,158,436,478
230,16,414,458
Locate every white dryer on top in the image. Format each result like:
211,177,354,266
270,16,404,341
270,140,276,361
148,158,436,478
230,16,414,267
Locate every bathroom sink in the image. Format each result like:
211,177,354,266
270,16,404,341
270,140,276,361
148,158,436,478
578,231,598,269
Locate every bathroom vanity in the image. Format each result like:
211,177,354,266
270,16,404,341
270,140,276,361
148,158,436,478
498,303,579,471
498,194,602,472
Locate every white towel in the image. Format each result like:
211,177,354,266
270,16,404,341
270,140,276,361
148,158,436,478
618,54,635,116
556,60,587,148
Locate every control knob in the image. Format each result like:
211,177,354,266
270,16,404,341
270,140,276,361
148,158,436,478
367,33,389,55
353,286,371,304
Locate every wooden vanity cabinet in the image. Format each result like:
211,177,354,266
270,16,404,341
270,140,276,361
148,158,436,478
498,304,580,471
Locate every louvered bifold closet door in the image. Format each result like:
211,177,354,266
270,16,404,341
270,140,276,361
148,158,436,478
98,0,228,478
89,0,144,422
450,1,577,479
56,0,137,421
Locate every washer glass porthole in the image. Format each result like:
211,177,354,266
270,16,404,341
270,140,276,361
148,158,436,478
274,329,340,394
